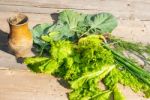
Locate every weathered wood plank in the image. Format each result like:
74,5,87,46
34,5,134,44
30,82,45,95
0,69,69,100
131,1,150,20
0,50,27,70
0,12,52,31
0,5,131,19
0,1,149,99
0,69,149,100
113,19,150,44
0,0,131,10
0,0,150,20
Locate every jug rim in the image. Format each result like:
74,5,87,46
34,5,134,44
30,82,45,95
8,13,28,26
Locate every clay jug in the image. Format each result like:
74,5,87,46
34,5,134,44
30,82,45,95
8,14,33,57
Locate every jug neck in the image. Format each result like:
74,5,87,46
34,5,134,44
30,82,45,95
9,22,29,30
8,13,29,31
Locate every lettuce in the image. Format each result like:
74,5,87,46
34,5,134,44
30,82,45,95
70,65,115,89
25,35,115,100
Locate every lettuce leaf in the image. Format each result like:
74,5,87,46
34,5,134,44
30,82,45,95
24,57,49,72
25,35,116,100
70,65,115,89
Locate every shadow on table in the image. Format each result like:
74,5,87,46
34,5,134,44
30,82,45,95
50,13,59,23
0,29,24,63
57,78,70,89
57,78,70,99
0,29,10,54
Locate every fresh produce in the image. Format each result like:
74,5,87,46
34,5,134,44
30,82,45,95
25,35,115,99
31,10,117,53
24,10,150,100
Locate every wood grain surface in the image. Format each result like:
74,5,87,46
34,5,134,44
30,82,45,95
0,69,69,100
0,0,150,20
0,0,150,100
0,69,149,100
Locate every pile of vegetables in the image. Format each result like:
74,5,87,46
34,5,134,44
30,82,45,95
24,10,150,100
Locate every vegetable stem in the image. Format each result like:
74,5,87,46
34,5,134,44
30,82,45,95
104,44,150,86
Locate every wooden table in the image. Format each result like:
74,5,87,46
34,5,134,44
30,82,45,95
0,0,150,100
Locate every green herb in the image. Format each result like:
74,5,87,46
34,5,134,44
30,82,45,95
109,37,150,67
25,10,150,100
104,44,150,97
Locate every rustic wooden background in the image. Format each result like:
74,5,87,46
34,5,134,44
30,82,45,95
0,0,150,100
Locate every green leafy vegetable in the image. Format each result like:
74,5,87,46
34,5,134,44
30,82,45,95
104,44,150,97
83,13,118,35
32,10,118,49
32,23,52,46
26,10,150,100
25,35,115,100
24,57,49,72
70,65,115,89
58,10,86,34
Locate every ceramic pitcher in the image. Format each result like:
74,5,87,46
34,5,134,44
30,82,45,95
8,14,33,57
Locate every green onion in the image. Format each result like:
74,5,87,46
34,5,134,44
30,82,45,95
104,44,150,86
